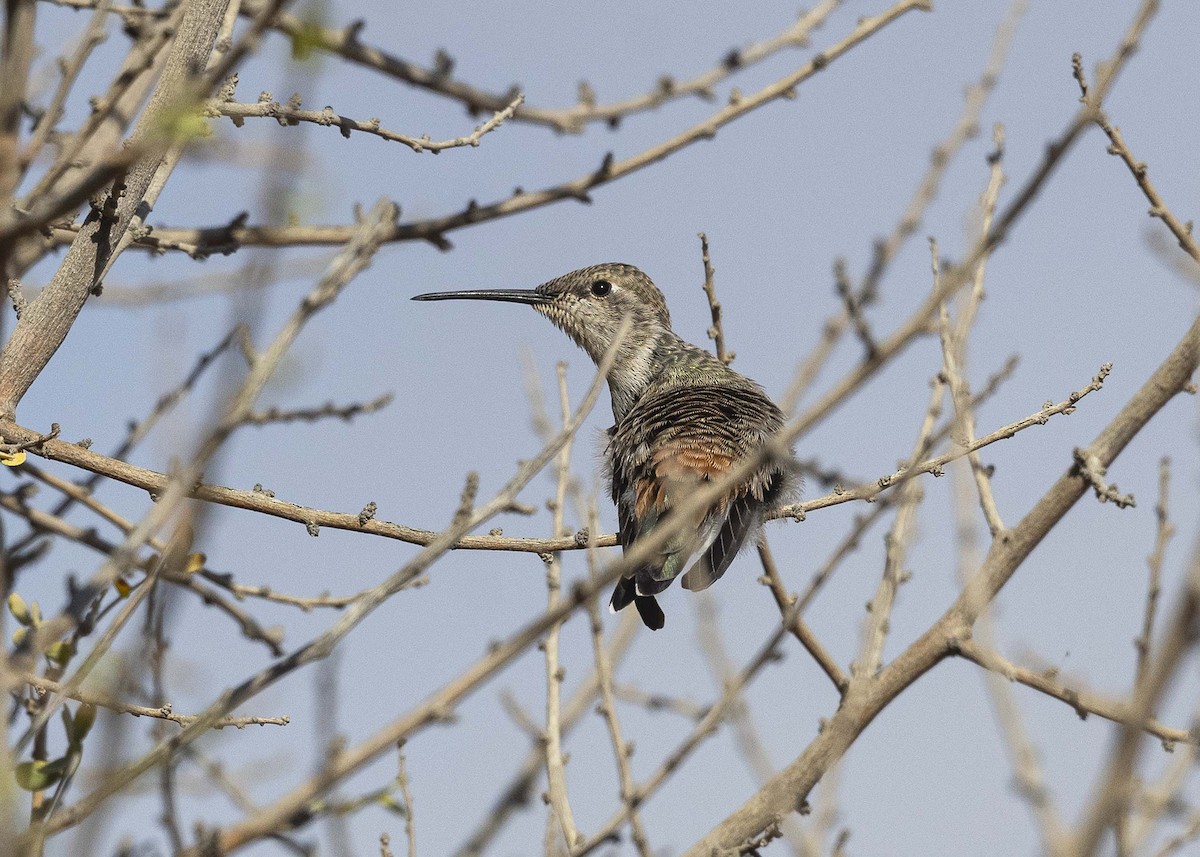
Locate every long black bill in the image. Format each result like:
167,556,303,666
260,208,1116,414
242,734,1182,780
411,289,551,306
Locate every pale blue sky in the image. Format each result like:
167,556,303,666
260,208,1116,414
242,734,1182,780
13,2,1200,855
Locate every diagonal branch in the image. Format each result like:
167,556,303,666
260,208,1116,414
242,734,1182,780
954,640,1193,747
0,0,258,417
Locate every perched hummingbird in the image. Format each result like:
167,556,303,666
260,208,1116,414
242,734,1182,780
413,263,795,630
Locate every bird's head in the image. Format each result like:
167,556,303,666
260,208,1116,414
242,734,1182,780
413,263,672,367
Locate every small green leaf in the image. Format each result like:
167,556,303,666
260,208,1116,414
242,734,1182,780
15,758,68,791
11,626,27,646
290,22,323,60
46,640,75,666
378,793,407,816
153,103,211,144
69,704,97,747
289,1,330,62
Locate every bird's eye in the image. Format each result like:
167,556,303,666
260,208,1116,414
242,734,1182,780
590,279,612,297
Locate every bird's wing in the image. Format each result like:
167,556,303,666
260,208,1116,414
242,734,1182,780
626,441,732,591
681,493,757,592
607,434,666,628
608,381,791,615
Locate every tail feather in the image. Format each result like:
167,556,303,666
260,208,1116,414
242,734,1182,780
635,567,675,597
634,595,665,630
609,576,666,630
609,576,637,612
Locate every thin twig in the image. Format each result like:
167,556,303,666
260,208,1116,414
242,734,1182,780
252,0,844,133
1073,53,1200,264
856,366,943,678
1073,447,1137,509
697,233,733,365
397,741,417,857
757,538,848,693
450,612,639,857
585,505,652,857
940,125,1008,536
240,392,394,426
773,363,1114,521
542,362,581,852
17,672,288,727
148,581,184,853
212,92,524,153
955,640,1193,747
1135,458,1173,683
59,1,930,257
611,685,708,721
833,258,876,359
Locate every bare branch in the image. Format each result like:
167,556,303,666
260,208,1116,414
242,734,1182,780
757,538,848,694
212,90,524,154
240,392,394,427
1135,458,1174,683
697,232,733,365
254,0,844,133
57,0,930,258
32,313,630,844
542,362,581,851
954,640,1193,748
451,613,639,857
1074,53,1200,264
587,509,653,857
856,366,943,678
17,673,289,729
774,363,1114,521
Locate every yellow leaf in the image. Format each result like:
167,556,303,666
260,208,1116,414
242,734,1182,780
114,577,133,597
184,552,206,574
0,449,26,466
7,592,31,625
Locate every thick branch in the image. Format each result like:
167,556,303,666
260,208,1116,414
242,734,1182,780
0,0,234,417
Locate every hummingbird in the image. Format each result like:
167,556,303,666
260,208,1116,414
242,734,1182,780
413,263,795,630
